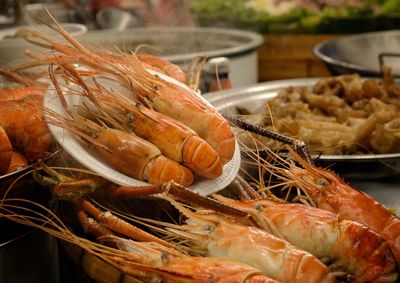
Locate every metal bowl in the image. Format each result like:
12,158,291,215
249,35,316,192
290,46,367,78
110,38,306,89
314,30,400,77
0,150,61,283
204,78,400,180
24,3,83,24
0,23,87,66
0,218,60,283
75,27,264,88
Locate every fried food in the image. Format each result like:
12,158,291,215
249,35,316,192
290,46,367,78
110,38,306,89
249,69,400,155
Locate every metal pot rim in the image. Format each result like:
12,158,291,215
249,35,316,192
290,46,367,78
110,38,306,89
77,26,264,62
313,30,400,76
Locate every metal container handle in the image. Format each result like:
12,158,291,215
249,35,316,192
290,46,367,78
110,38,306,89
378,52,400,73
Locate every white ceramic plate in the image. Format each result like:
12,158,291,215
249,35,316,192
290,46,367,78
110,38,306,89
44,70,240,195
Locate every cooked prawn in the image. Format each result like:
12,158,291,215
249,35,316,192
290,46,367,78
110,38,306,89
15,23,236,165
0,126,12,174
107,179,397,282
77,201,280,283
262,147,400,268
214,194,398,282
0,197,278,283
137,53,187,84
60,69,222,179
148,198,335,283
0,95,52,163
114,57,236,165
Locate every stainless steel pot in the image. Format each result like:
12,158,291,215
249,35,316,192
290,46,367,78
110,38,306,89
0,23,87,66
0,176,60,283
75,26,264,88
0,220,60,283
0,152,61,283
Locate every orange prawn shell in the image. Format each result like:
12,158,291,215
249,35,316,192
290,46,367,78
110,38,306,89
207,220,334,283
0,95,52,163
0,127,12,173
5,152,28,174
94,128,161,180
137,53,187,84
289,163,400,268
253,200,396,282
144,155,194,187
94,128,194,186
0,87,43,101
160,257,279,283
127,105,222,179
149,80,235,164
317,172,400,266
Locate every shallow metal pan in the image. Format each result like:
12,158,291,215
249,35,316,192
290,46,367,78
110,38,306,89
204,78,400,180
314,30,400,77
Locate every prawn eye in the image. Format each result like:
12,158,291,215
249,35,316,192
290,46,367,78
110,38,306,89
204,224,214,232
160,253,170,264
93,129,100,138
126,113,134,122
253,204,263,211
317,178,328,187
152,84,160,91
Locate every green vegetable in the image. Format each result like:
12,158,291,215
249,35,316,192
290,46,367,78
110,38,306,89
383,0,400,13
190,0,400,34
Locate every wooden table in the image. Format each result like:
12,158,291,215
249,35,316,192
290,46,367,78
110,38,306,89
257,34,343,81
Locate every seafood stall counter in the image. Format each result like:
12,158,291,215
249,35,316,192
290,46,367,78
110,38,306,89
0,14,400,283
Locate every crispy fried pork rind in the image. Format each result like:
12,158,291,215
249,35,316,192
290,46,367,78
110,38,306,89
250,69,400,155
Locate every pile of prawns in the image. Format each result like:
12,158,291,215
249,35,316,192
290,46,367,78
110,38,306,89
1,13,400,283
9,13,234,187
0,69,53,175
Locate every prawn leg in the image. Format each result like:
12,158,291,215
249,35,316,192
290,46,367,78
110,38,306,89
223,113,314,165
105,181,248,219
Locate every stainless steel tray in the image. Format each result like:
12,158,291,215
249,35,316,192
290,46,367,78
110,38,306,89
204,78,400,180
314,30,400,77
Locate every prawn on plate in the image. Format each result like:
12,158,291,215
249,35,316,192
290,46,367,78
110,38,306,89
0,126,13,174
13,20,235,165
57,66,222,179
46,112,194,186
